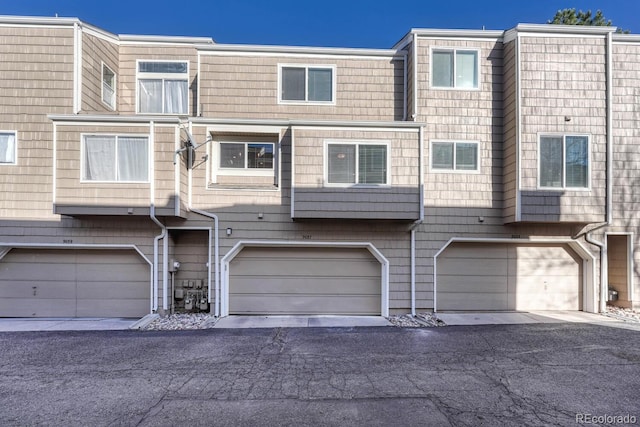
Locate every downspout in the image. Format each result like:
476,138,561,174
409,125,425,316
576,31,614,313
150,206,165,313
149,120,165,313
185,122,220,317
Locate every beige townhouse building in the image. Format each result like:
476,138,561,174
0,15,638,319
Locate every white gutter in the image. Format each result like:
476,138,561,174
290,126,296,219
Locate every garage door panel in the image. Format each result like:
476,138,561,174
0,298,76,317
438,292,509,311
438,276,508,293
516,292,580,311
232,258,379,277
76,281,149,299
77,298,148,318
231,277,379,295
231,295,380,315
1,262,76,281
0,281,77,299
438,258,508,277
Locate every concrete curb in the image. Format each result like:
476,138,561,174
129,313,160,330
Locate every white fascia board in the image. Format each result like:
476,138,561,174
513,23,616,36
197,43,403,58
82,23,119,44
119,34,214,45
613,34,640,43
48,114,181,124
190,117,425,130
410,28,504,40
0,15,80,26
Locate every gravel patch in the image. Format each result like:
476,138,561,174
142,313,218,331
603,305,640,323
387,313,447,328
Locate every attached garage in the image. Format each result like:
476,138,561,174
0,248,150,318
227,245,384,315
436,242,584,311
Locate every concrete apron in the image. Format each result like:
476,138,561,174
0,318,139,332
213,315,392,328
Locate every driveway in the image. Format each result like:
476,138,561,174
0,324,638,426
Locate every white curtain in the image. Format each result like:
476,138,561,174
139,79,163,113
118,137,148,181
164,80,188,114
0,133,15,163
84,136,116,180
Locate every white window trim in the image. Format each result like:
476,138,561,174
429,140,480,173
80,133,151,184
0,130,17,166
135,59,189,115
537,133,591,191
277,63,337,105
101,62,116,110
429,47,481,91
323,140,392,188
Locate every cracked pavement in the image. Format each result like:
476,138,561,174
0,323,638,426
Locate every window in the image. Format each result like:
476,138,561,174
102,63,116,109
326,141,389,185
279,65,335,103
137,61,188,114
539,135,589,189
219,142,274,171
0,131,16,164
432,49,478,89
431,141,479,172
211,135,278,188
82,135,149,182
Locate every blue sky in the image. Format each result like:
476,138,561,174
2,0,639,48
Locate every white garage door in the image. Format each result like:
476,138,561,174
229,247,381,315
0,249,150,318
437,243,582,311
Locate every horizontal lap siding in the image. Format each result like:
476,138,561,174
0,26,74,219
199,54,404,121
518,36,606,223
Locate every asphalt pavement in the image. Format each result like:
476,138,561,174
0,323,638,426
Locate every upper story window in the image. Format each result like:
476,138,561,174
0,131,17,165
431,141,479,172
102,63,116,110
279,64,335,104
539,135,589,189
82,135,149,182
210,134,279,189
432,49,479,89
325,141,390,186
137,61,188,114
